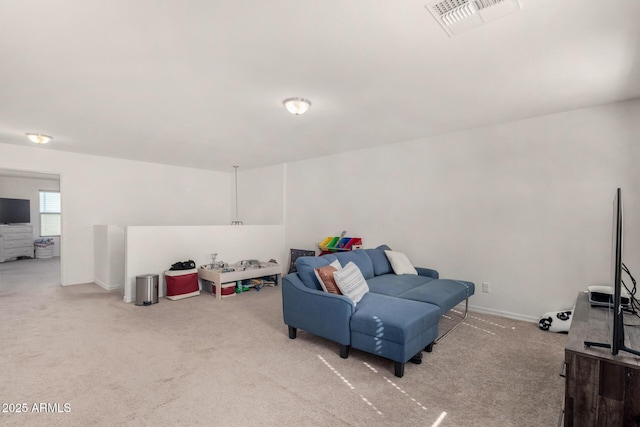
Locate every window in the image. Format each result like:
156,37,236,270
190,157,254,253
39,191,61,236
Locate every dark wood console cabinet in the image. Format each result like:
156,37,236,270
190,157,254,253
564,292,640,426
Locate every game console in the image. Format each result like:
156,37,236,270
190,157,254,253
588,285,630,308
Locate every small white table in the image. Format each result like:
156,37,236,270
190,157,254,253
198,264,282,300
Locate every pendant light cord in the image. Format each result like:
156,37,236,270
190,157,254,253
232,166,242,225
234,166,239,221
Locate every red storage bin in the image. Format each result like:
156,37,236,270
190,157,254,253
348,238,362,249
164,269,200,300
214,282,236,297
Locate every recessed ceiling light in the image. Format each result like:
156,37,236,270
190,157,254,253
283,98,311,115
26,133,53,144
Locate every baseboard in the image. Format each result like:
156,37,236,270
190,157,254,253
95,279,121,292
468,304,539,324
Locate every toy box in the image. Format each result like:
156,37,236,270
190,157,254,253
318,236,362,253
213,282,236,297
164,268,200,300
200,279,237,297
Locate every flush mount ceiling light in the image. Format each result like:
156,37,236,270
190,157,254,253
26,133,53,144
425,0,522,37
283,97,311,115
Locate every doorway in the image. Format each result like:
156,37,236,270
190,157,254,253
0,169,61,292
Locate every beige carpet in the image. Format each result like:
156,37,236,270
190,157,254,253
0,258,567,426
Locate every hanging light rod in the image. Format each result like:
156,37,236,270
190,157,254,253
231,165,243,225
26,133,53,144
283,97,311,115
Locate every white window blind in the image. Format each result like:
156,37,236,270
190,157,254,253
39,191,61,236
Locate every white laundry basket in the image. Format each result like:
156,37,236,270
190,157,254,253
34,239,55,259
35,246,54,259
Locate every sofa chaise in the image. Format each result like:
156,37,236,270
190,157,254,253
282,245,475,377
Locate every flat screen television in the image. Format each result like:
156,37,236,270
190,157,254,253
0,198,30,224
585,188,640,356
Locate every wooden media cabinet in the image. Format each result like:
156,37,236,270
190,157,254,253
564,292,640,426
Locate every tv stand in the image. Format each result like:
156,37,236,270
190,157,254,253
564,292,640,426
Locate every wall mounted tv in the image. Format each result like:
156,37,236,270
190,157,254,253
0,198,31,224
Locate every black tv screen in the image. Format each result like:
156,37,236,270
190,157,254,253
584,188,640,357
0,198,30,224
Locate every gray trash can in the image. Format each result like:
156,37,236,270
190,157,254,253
135,274,159,306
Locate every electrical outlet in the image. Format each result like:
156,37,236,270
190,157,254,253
482,282,490,293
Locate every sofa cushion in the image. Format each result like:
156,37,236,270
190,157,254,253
314,260,342,294
333,262,369,305
296,255,338,290
366,273,434,297
351,293,441,347
385,250,418,275
398,279,475,313
364,245,393,276
333,249,374,279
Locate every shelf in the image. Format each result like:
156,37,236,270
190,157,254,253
318,236,362,252
197,264,282,301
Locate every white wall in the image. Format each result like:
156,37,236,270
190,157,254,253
232,164,285,225
0,142,231,286
93,225,125,291
284,99,640,321
0,175,61,256
3,98,638,321
621,99,640,270
125,225,285,302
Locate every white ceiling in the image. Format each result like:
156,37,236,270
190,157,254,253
1,1,639,173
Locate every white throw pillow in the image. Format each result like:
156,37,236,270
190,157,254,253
333,261,369,305
384,250,418,275
314,259,342,292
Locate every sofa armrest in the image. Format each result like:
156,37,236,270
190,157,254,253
282,273,354,346
416,267,439,279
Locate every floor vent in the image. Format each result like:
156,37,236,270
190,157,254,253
425,0,522,37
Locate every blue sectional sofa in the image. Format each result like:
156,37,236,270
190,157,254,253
282,245,475,377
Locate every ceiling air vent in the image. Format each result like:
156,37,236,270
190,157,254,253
425,0,522,37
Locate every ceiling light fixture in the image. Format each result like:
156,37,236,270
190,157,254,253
26,133,53,144
283,97,311,115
